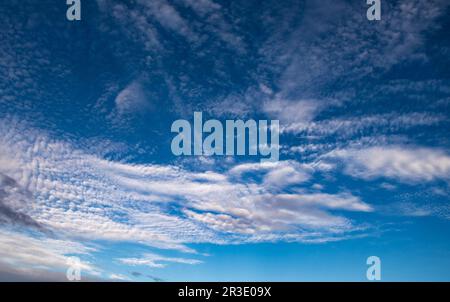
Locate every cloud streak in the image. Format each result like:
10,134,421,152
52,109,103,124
323,146,450,183
119,252,202,268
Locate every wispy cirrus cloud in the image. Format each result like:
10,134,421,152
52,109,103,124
322,146,450,183
383,201,450,220
259,0,450,96
0,230,99,280
281,112,446,136
119,252,202,269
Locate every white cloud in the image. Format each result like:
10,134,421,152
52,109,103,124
282,112,445,136
119,252,202,268
263,97,326,125
0,230,99,279
139,0,198,42
323,146,450,183
114,80,149,114
109,273,130,281
185,191,372,238
0,118,373,251
229,160,311,189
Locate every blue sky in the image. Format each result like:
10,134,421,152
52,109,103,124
0,0,449,281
